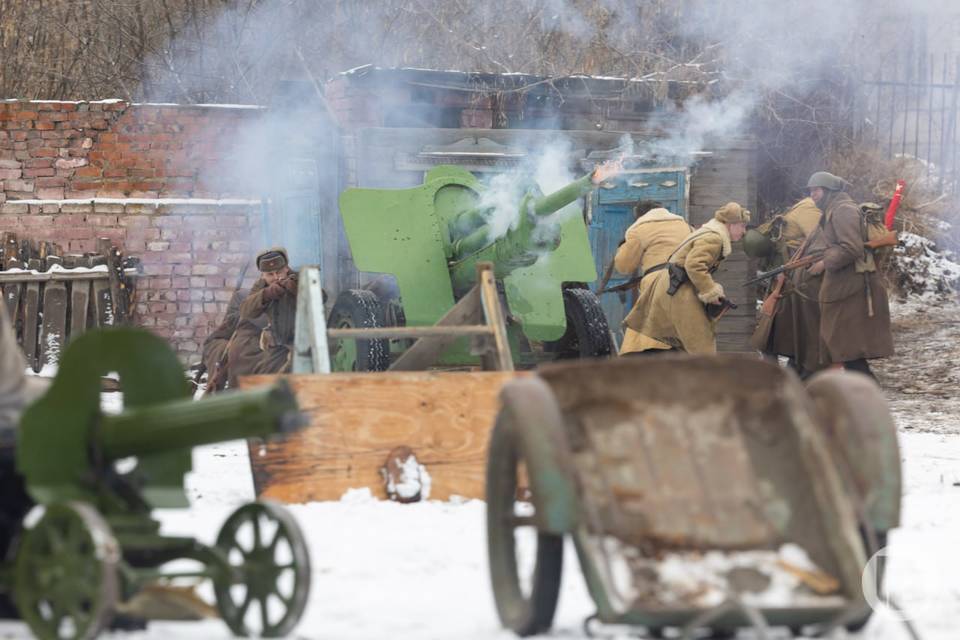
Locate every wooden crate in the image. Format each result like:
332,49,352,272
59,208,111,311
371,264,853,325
242,371,525,503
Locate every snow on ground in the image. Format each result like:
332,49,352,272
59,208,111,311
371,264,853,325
2,305,957,640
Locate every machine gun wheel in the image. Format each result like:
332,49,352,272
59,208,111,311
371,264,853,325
486,398,564,636
213,500,311,638
328,289,390,372
14,502,120,640
544,288,614,359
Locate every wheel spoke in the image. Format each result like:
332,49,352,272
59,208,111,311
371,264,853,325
252,515,263,550
238,588,254,621
267,527,285,553
258,595,270,631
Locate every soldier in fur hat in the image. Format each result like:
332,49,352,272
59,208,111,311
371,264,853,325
236,247,299,377
624,202,750,354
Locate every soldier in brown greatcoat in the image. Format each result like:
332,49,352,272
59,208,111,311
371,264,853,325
625,202,750,354
614,200,692,355
805,172,894,379
198,284,270,390
744,195,828,377
237,247,298,377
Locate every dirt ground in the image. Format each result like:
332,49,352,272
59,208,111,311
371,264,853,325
874,301,960,434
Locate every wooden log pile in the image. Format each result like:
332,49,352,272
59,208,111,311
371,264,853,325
1,233,140,373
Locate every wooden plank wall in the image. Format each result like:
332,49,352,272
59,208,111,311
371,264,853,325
688,144,759,352
1,233,136,372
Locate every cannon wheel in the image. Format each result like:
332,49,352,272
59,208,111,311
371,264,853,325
14,502,119,640
486,406,564,636
544,288,613,359
328,289,390,372
213,501,311,638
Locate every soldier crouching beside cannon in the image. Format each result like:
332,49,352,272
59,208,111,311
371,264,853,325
204,247,298,393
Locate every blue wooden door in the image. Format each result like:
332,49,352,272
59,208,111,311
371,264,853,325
589,169,688,348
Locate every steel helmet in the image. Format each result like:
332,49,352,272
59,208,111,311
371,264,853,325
806,171,846,191
742,228,775,258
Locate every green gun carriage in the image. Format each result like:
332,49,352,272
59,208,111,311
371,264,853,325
486,356,900,638
331,161,622,371
0,329,312,640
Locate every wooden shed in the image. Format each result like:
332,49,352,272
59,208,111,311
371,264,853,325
265,67,758,352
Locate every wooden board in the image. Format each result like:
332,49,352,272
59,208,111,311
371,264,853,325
70,280,91,340
92,280,114,326
39,281,67,370
2,282,20,330
22,282,40,372
241,371,525,503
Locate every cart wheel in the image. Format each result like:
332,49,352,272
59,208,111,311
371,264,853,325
486,411,563,636
544,288,613,359
805,370,900,531
328,289,390,372
14,502,120,640
214,501,311,638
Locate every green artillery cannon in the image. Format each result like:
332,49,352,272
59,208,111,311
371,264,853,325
331,162,619,370
487,356,901,637
0,328,311,640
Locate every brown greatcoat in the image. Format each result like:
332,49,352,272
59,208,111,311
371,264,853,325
201,289,246,374
624,218,731,354
238,275,298,377
613,208,692,354
818,191,894,363
762,198,829,373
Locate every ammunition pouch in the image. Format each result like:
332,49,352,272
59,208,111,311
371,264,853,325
666,263,689,296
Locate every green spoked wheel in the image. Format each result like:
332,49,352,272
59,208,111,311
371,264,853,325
14,502,120,640
486,414,564,637
213,501,311,638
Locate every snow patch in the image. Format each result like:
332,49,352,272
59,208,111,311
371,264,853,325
384,453,432,502
890,231,960,301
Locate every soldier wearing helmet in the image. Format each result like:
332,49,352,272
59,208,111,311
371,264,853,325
744,191,828,377
805,171,893,379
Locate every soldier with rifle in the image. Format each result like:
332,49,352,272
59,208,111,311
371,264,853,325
747,173,897,380
805,171,895,380
609,200,692,355
236,247,299,377
624,202,749,354
743,188,828,378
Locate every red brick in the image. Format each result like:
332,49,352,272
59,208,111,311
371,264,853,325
35,187,64,199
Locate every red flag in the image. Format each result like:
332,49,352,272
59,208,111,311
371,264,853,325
884,180,905,231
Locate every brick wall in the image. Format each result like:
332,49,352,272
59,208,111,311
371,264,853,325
0,198,259,361
0,100,268,362
0,99,264,201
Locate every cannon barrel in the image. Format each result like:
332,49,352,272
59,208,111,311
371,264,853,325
98,380,303,461
449,172,596,294
531,172,595,216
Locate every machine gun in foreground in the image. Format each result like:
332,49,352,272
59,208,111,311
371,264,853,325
331,159,623,370
0,328,311,640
